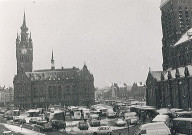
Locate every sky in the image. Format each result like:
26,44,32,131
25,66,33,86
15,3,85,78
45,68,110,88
0,0,162,88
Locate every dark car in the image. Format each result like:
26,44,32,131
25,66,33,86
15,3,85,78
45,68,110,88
90,119,100,127
78,121,89,130
51,120,66,130
29,118,38,124
19,118,26,124
35,121,53,132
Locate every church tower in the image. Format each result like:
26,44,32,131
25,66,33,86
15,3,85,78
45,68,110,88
16,12,33,74
160,0,192,70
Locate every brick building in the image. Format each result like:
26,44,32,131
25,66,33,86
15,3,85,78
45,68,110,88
146,0,192,110
13,13,95,109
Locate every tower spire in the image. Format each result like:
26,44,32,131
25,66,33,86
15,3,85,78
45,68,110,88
20,11,28,32
51,50,55,70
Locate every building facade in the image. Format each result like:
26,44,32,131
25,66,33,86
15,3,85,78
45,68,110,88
0,86,14,107
13,13,95,109
146,0,192,110
130,82,146,100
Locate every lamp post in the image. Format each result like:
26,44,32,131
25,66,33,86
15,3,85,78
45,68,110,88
126,119,130,135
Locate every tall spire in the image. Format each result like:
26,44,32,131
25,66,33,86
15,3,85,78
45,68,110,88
20,11,28,32
51,50,54,60
51,50,55,70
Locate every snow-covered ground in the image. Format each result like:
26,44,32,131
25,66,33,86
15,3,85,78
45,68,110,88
1,123,44,135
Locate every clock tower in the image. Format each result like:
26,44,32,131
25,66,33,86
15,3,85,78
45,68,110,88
16,12,33,74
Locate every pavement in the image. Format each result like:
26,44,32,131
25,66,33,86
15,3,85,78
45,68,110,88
1,123,45,135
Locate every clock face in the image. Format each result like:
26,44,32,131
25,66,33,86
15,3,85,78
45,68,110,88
21,48,27,54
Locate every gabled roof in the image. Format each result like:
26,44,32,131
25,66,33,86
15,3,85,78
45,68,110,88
150,71,164,81
160,0,170,9
174,28,192,46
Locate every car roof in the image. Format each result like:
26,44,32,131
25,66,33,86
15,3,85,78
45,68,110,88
152,115,169,122
173,118,192,121
141,122,168,130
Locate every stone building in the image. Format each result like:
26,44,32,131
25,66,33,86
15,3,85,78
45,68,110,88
0,86,14,107
13,13,95,109
146,0,192,110
130,82,146,100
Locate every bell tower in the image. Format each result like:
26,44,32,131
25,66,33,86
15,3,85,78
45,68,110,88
16,12,33,74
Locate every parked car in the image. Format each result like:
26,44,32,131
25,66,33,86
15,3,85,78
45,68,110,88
29,117,38,124
106,109,116,118
134,122,171,135
13,116,20,122
115,118,126,126
171,118,192,134
175,111,192,118
78,121,89,130
35,121,52,132
93,126,112,135
124,112,138,125
19,118,26,124
90,119,100,127
152,115,170,127
51,120,66,130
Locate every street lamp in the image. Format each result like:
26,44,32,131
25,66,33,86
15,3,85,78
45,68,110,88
126,119,131,135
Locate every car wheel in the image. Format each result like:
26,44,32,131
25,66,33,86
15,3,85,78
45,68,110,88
107,132,112,135
93,132,97,135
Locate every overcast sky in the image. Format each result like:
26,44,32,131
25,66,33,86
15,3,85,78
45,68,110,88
0,0,162,88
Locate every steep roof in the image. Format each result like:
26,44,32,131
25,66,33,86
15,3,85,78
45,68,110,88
160,0,170,8
25,67,93,81
150,71,164,81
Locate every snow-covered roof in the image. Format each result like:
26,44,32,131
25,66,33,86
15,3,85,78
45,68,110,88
141,122,168,130
174,28,192,46
150,71,163,81
152,115,169,122
160,0,170,9
136,82,145,87
173,118,192,121
27,109,40,113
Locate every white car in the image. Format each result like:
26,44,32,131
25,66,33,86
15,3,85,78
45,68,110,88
115,118,126,126
93,126,112,135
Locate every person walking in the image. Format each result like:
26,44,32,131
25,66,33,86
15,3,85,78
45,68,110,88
20,123,23,131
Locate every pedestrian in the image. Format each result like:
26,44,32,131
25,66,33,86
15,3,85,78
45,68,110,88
63,122,66,131
20,123,23,131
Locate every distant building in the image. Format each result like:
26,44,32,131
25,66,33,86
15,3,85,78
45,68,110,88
13,13,95,109
146,0,192,110
101,83,131,100
4,87,14,106
130,82,146,100
0,86,5,106
0,86,14,107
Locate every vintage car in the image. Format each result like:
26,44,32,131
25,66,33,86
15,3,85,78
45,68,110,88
134,122,171,135
34,121,53,132
115,118,126,126
93,126,112,135
29,117,38,124
90,119,101,127
78,121,89,130
13,116,20,122
172,118,192,134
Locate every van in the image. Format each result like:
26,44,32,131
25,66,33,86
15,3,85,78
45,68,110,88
134,122,171,135
152,115,170,127
172,118,192,134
